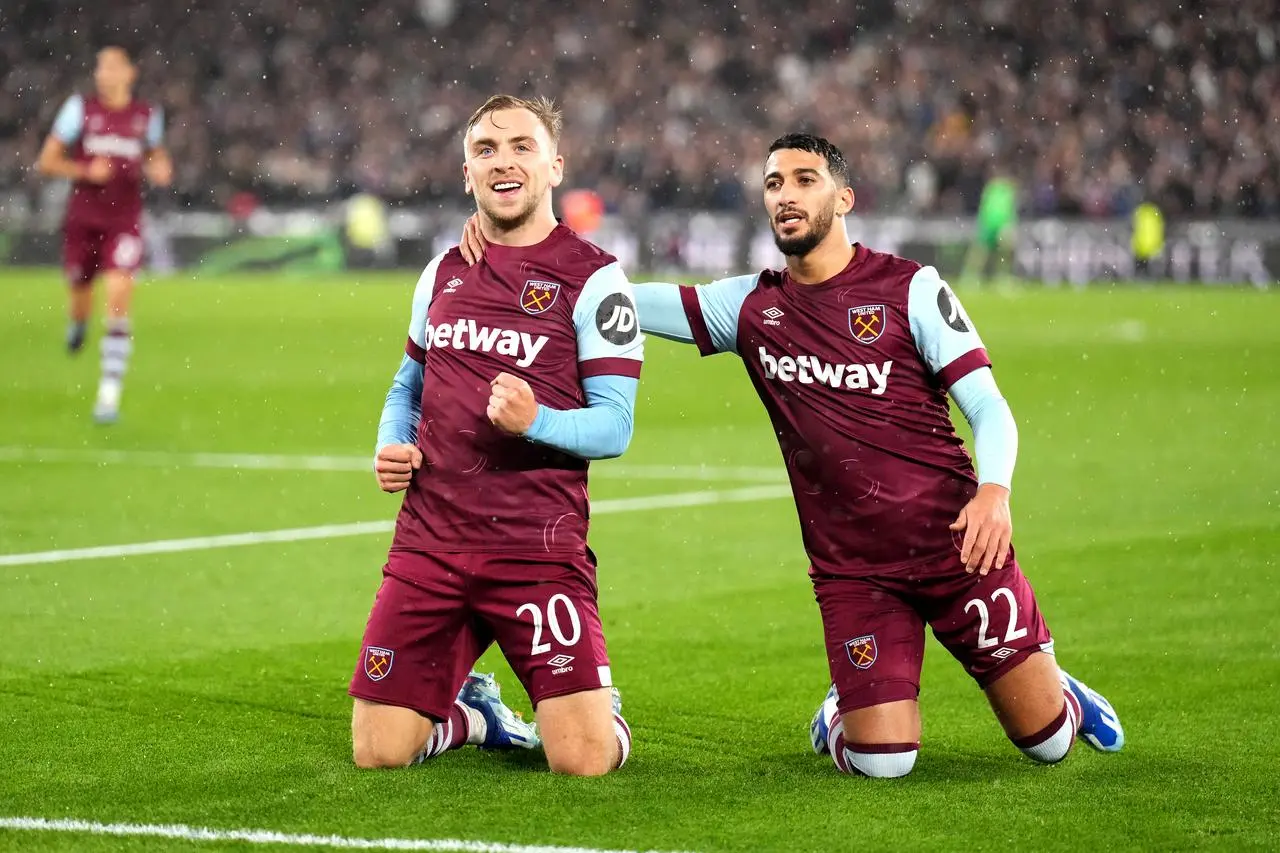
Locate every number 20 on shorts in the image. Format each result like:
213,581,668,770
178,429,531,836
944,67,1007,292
516,593,582,655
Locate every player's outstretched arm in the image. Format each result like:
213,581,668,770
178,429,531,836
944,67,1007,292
632,283,695,343
638,275,757,356
459,213,752,354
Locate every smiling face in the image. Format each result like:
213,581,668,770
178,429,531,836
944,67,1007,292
463,105,564,233
763,147,854,258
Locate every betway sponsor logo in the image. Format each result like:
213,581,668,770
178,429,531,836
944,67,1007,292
424,318,548,367
758,347,892,395
83,134,144,159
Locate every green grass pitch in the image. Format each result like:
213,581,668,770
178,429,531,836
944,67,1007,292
1,268,1277,852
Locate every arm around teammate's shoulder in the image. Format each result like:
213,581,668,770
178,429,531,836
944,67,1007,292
635,274,756,355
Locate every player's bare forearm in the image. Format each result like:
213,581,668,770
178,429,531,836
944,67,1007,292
35,137,84,181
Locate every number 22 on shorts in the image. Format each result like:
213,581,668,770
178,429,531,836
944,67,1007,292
964,587,1028,650
516,593,582,655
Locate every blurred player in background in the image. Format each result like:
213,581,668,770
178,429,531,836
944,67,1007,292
959,164,1018,289
36,44,172,423
463,132,1123,778
350,95,643,777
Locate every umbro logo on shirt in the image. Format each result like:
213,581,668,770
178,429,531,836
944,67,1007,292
762,306,784,326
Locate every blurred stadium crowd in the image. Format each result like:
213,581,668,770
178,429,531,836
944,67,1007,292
1,0,1278,218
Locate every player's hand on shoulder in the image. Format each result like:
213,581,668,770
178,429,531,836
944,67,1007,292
374,443,423,493
487,372,537,436
459,213,486,265
84,157,112,184
949,483,1013,576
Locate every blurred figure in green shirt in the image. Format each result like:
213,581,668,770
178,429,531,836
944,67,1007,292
960,166,1018,289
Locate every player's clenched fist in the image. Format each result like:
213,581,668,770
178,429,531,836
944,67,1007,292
374,443,423,493
487,372,538,435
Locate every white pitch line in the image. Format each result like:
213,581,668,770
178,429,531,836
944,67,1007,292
0,816,695,853
0,446,782,483
0,485,792,568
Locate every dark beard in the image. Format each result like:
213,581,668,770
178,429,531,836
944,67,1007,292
481,194,540,233
772,204,835,257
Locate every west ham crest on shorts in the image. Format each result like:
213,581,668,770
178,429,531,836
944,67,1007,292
521,280,561,315
849,305,886,344
364,646,394,681
845,635,878,670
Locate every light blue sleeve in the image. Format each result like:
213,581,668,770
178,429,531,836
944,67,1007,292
146,107,164,148
635,274,756,355
374,254,443,455
949,368,1018,490
407,252,444,352
694,274,757,355
907,265,988,378
525,374,637,460
51,95,84,145
522,262,644,460
375,356,424,454
573,261,644,370
633,283,694,343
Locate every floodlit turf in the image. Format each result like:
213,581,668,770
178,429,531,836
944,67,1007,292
1,267,1277,852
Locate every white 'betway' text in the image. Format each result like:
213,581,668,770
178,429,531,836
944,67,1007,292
424,319,549,367
83,135,144,159
758,347,892,394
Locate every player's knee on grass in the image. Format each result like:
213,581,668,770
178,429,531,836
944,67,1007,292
544,732,617,777
351,699,432,769
828,702,920,778
1010,693,1080,765
838,745,919,778
538,688,624,777
828,721,919,778
983,652,1077,764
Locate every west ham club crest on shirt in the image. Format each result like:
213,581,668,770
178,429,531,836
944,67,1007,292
520,280,561,315
849,304,887,344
